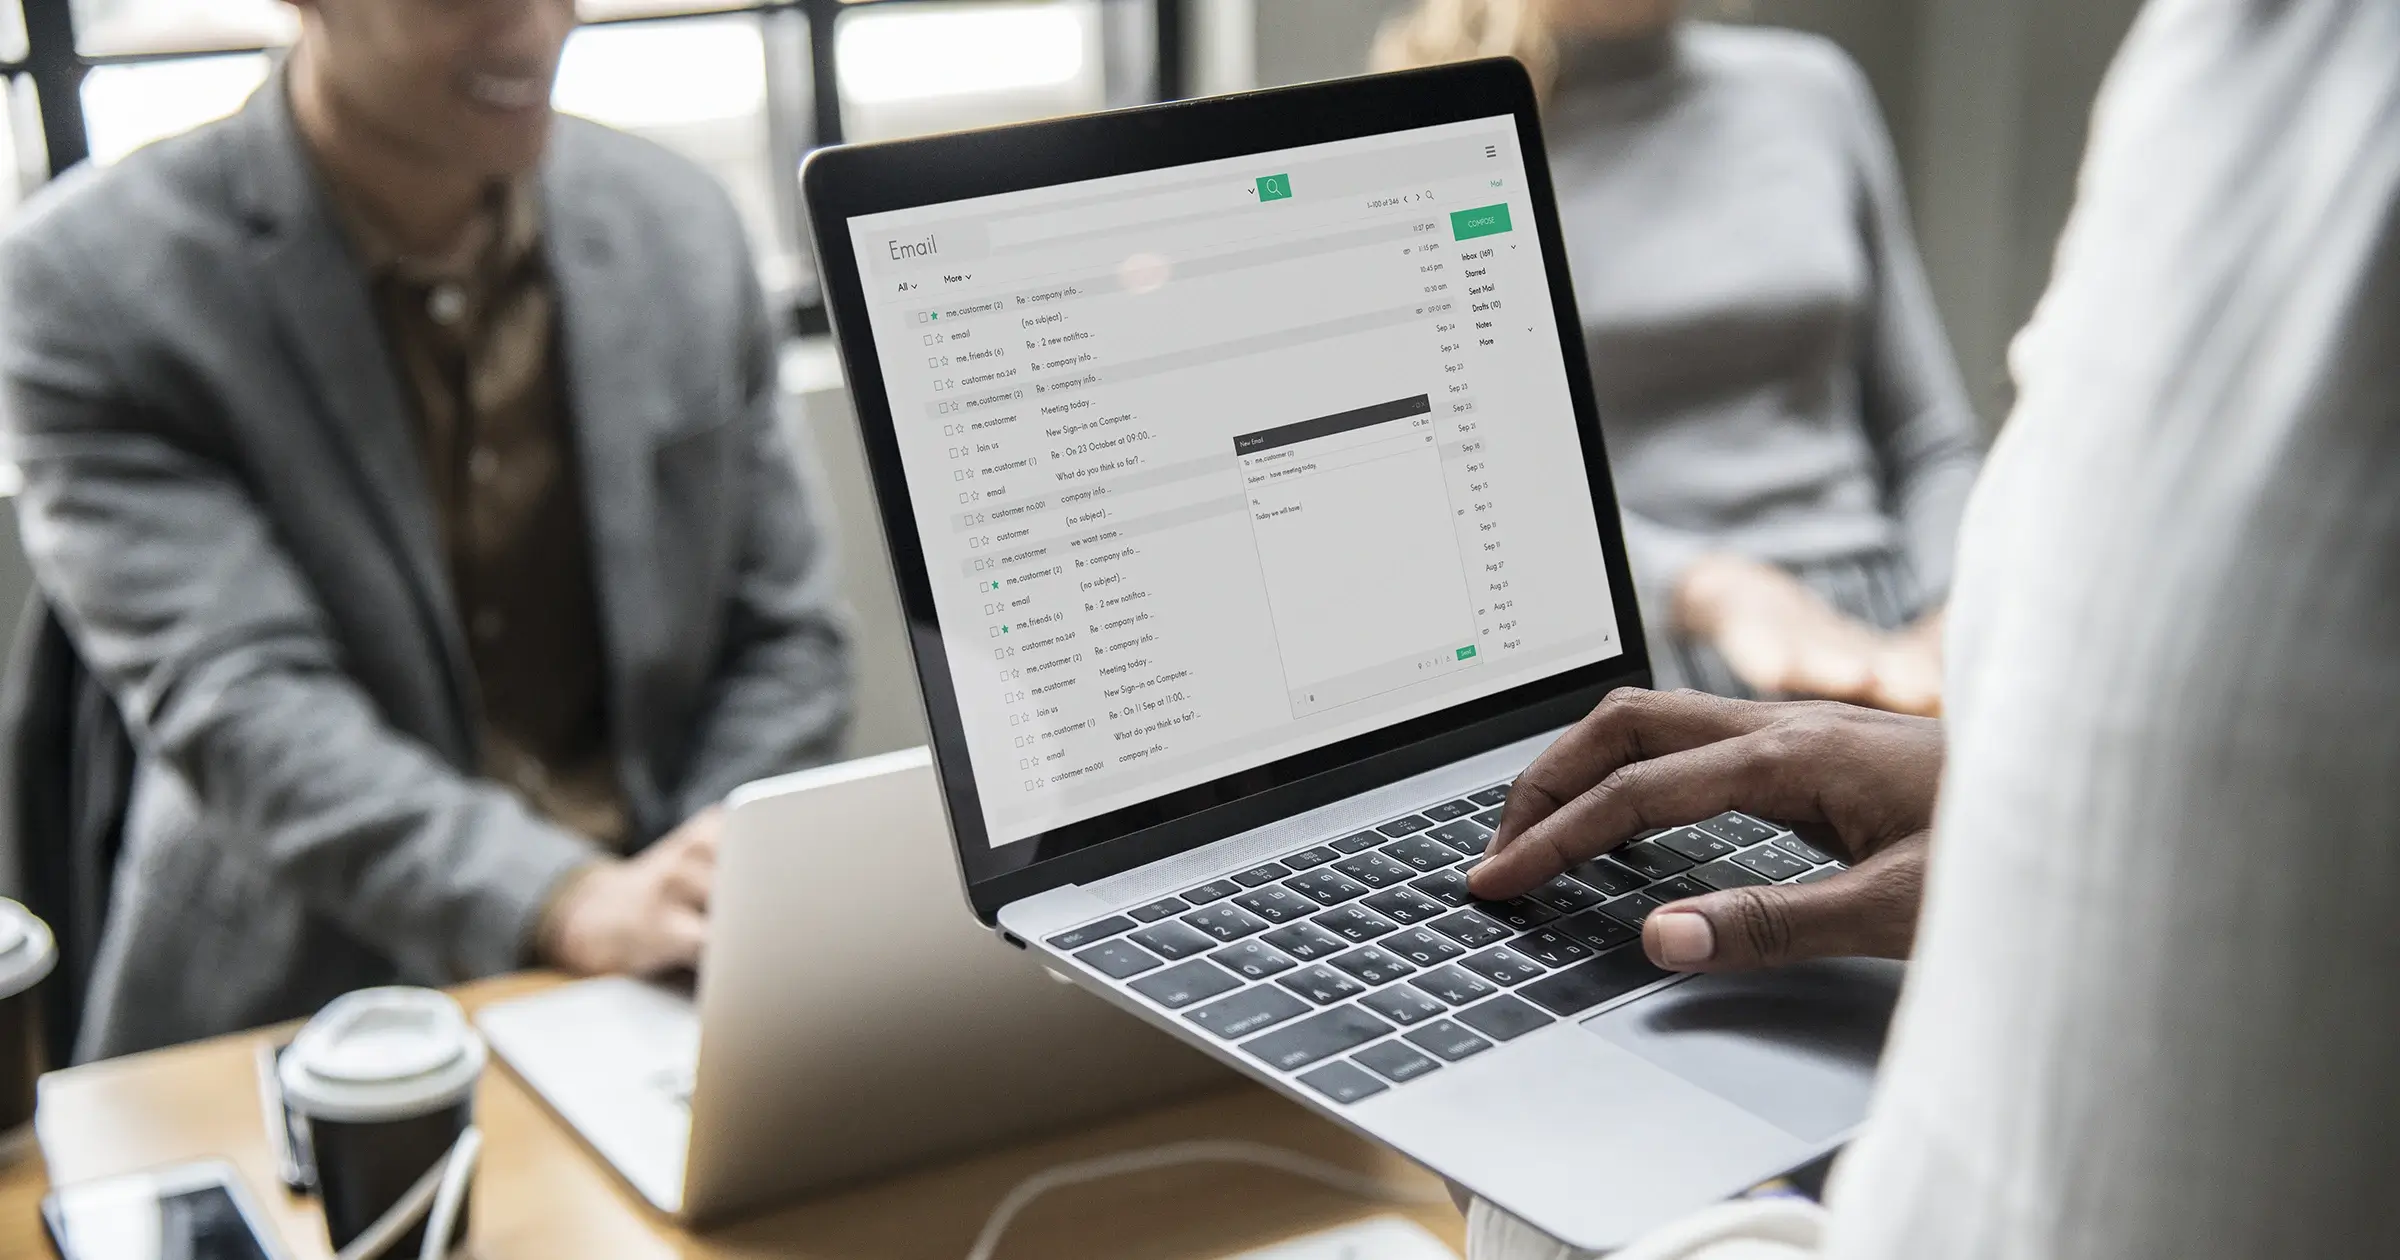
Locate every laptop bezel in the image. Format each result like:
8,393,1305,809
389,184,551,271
803,59,1650,923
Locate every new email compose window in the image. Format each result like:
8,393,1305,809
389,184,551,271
850,116,1623,847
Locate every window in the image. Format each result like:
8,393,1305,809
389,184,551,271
835,0,1105,143
10,0,1196,323
67,0,293,57
80,52,267,166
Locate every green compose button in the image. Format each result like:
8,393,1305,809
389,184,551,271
1450,204,1512,240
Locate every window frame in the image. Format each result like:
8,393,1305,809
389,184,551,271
9,0,1192,324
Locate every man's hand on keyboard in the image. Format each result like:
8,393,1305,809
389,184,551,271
1470,688,1939,973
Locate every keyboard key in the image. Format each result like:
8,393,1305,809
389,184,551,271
1241,1006,1394,1071
1185,986,1311,1039
1473,897,1558,932
1556,910,1639,952
1362,886,1447,926
1181,879,1242,905
1360,985,1448,1026
1354,1041,1442,1084
1262,922,1350,962
1312,904,1400,943
1379,835,1457,872
1653,826,1738,863
1690,859,1771,892
1047,916,1134,950
1421,798,1478,823
1734,846,1816,882
1612,841,1696,880
1522,876,1607,916
1509,927,1593,969
1427,909,1513,949
1600,893,1668,929
1075,939,1163,979
1458,946,1547,988
1467,784,1512,808
1376,816,1435,838
1129,921,1216,960
1409,868,1472,906
1694,812,1780,847
1520,948,1674,1016
1233,862,1293,887
1233,886,1313,924
1566,859,1646,898
1332,852,1415,889
1298,1060,1389,1104
1211,939,1300,980
1456,995,1551,1042
1384,927,1469,967
1183,903,1270,942
1128,898,1190,923
1649,875,1715,903
1426,820,1493,856
1797,867,1840,884
1411,964,1498,1006
1284,844,1342,870
1771,834,1833,865
1130,959,1243,1009
1404,1019,1492,1062
1472,806,1506,830
1279,963,1369,1005
1285,868,1371,906
1331,831,1384,854
1329,945,1416,986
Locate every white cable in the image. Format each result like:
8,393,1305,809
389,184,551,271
963,1138,1448,1260
330,1125,481,1260
417,1126,482,1260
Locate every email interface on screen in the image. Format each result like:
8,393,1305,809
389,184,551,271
850,115,1622,849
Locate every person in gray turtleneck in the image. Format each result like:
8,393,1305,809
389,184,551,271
1375,0,1983,716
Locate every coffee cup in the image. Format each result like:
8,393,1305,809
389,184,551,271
279,987,484,1257
0,899,56,1158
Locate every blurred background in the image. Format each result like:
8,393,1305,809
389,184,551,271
0,0,2142,764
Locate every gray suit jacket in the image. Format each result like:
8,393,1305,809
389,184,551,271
0,83,851,1059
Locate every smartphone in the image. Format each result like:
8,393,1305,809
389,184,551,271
42,1159,289,1260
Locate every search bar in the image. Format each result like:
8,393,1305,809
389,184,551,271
987,181,1268,249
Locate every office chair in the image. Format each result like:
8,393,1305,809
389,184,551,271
0,593,134,1067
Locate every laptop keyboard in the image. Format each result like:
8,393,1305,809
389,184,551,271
1045,783,1845,1107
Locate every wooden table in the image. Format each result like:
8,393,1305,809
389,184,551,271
3,974,1464,1260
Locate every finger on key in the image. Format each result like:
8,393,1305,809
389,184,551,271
1473,729,1817,899
1490,689,1770,858
1643,840,1926,972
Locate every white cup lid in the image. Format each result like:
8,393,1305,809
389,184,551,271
0,900,56,1001
280,988,485,1124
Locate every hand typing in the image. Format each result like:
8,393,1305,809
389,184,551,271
1470,689,1937,972
537,806,723,977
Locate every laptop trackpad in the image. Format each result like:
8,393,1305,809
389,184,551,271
1582,958,1904,1142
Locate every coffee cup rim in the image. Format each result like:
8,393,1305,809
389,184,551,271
280,987,487,1124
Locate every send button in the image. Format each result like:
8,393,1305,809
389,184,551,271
1450,203,1512,241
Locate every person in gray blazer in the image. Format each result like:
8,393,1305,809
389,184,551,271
0,0,850,1059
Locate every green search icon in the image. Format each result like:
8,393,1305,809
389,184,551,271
1256,173,1292,202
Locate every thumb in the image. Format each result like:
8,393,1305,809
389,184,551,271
1640,846,1924,972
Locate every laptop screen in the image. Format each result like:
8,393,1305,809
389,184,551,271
844,114,1624,852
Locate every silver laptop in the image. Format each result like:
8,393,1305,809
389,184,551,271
802,60,1903,1252
477,748,1228,1224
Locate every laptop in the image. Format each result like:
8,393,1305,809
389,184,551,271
802,60,1903,1251
476,747,1229,1224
